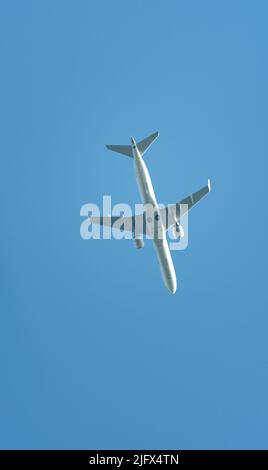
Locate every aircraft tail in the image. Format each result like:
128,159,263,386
106,144,133,157
106,131,159,158
136,131,159,156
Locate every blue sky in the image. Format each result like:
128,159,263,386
0,0,267,449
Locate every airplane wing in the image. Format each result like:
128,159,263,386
91,212,159,237
90,214,145,234
160,179,211,230
91,179,211,234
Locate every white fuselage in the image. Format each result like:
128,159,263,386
132,141,177,294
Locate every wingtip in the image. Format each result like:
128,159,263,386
208,178,211,192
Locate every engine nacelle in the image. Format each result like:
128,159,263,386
134,237,144,249
172,222,184,240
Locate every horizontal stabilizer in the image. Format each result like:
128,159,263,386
106,131,159,158
106,144,133,157
137,131,159,156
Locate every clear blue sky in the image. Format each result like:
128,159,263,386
0,0,267,450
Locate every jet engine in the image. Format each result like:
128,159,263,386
172,222,184,240
134,237,144,249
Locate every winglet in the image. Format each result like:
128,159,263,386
208,178,211,192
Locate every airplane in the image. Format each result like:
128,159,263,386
91,132,211,294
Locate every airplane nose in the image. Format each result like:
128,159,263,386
167,276,177,294
170,282,177,294
131,137,136,146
